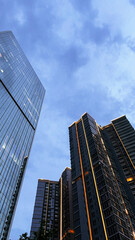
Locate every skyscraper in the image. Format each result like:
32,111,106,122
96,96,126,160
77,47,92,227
69,113,135,240
60,168,74,240
30,179,60,240
30,168,74,240
0,31,45,239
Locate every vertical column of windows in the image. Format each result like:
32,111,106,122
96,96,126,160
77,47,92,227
75,122,92,240
112,120,135,171
81,115,108,240
82,114,133,239
101,125,135,235
95,121,134,239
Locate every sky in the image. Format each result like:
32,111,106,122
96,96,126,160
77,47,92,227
1,0,135,239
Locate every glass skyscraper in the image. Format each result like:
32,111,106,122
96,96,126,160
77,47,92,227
69,113,135,240
0,31,45,239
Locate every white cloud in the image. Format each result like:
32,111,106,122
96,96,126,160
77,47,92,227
52,2,82,45
34,0,83,46
14,9,26,25
75,41,135,98
92,0,135,39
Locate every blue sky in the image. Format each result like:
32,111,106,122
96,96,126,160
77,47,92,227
1,0,135,238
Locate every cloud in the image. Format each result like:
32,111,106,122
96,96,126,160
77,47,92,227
75,42,135,101
14,9,26,26
26,0,135,127
91,0,135,40
81,22,110,45
71,0,91,10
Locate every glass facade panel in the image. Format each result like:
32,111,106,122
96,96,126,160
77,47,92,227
0,31,45,239
0,31,45,129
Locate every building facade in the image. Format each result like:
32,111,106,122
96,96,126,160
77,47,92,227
30,179,60,240
0,31,45,239
69,113,135,240
60,168,74,240
30,168,74,240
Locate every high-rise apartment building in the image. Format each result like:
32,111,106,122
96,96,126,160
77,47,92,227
30,168,74,240
69,113,135,240
0,31,45,239
30,179,60,239
60,168,74,240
